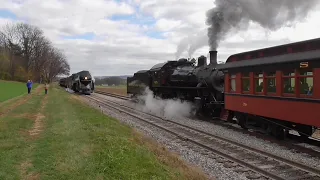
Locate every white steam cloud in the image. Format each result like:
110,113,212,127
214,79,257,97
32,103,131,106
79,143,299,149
137,87,196,119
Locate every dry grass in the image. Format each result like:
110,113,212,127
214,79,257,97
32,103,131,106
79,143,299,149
131,129,210,180
12,113,38,120
0,95,33,118
19,160,40,180
96,86,127,96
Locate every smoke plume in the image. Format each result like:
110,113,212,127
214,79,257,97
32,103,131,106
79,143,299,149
175,37,190,60
175,30,208,59
137,87,196,119
187,30,208,57
206,0,319,50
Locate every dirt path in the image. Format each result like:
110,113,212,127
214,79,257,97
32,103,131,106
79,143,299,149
20,160,40,180
28,95,47,138
19,87,48,180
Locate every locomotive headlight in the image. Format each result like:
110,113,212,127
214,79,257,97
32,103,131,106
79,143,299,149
85,77,87,80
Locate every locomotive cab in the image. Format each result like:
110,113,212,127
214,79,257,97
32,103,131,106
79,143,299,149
127,70,151,97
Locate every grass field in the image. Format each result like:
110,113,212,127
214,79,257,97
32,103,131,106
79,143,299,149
0,84,207,180
0,80,38,103
96,85,127,96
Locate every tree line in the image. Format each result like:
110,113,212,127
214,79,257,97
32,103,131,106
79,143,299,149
0,22,70,83
95,77,127,86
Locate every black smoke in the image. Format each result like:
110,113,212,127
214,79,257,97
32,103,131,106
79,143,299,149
206,0,319,50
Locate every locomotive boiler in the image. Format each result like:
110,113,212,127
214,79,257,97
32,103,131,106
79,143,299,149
127,51,225,116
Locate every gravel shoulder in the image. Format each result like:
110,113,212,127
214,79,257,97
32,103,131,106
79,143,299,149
90,93,320,179
85,94,251,180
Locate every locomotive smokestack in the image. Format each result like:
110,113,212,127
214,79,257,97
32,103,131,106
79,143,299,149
209,50,217,65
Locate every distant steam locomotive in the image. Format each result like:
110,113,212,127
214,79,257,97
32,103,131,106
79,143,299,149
127,38,320,140
59,70,95,95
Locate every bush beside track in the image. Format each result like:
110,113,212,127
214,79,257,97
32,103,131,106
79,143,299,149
0,83,207,180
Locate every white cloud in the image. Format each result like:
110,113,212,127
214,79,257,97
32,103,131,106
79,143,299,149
0,0,319,76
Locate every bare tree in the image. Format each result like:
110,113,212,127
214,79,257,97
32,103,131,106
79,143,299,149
0,23,22,79
43,47,70,83
32,36,52,82
15,22,45,73
0,22,71,82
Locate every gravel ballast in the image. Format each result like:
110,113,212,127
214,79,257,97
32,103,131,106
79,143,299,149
83,94,254,180
87,93,320,178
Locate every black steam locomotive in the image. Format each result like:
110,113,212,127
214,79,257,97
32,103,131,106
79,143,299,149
59,70,95,95
127,51,224,117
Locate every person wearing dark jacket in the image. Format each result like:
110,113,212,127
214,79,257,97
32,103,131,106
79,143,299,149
44,83,48,94
26,80,33,94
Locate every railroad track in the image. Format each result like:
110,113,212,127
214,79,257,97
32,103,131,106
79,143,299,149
94,90,320,156
86,94,320,180
95,90,131,101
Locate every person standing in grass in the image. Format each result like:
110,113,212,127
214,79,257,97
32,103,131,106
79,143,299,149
44,83,49,94
26,80,33,94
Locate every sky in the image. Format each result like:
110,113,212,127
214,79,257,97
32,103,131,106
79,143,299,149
0,0,320,76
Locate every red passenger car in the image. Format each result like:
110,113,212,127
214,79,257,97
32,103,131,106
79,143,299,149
220,38,320,139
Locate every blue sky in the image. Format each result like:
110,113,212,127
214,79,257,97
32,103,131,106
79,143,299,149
110,13,164,39
0,9,17,20
62,32,96,40
0,7,164,41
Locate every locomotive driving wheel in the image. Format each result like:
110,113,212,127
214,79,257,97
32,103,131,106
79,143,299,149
236,113,249,130
266,123,288,140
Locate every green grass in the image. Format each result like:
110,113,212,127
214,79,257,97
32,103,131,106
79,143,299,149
0,80,38,102
0,85,206,180
0,88,43,179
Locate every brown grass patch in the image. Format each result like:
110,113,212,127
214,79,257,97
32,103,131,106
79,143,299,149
68,95,88,107
28,113,45,137
0,96,32,118
81,144,93,157
69,94,83,102
28,95,48,138
131,129,211,180
12,113,38,120
0,94,25,108
96,87,127,96
19,160,40,180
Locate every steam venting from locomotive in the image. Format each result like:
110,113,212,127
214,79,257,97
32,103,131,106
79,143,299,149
137,88,196,119
206,0,318,51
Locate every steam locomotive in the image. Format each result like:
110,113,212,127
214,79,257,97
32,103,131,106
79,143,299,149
59,70,95,95
127,37,320,139
127,51,224,117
